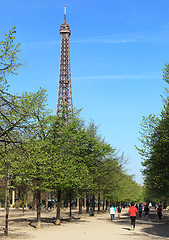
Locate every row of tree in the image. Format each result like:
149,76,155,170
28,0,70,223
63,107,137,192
0,28,143,236
137,64,169,203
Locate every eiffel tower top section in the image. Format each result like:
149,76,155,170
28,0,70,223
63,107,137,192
60,5,71,38
56,5,73,117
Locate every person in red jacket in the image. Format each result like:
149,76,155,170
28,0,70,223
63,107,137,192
128,202,138,230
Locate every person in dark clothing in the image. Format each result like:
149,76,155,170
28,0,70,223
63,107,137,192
144,204,150,221
138,204,142,218
157,205,162,220
117,204,122,218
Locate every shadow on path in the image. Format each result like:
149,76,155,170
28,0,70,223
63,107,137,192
9,213,88,229
112,208,169,239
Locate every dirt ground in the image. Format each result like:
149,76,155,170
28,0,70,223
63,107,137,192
0,207,169,240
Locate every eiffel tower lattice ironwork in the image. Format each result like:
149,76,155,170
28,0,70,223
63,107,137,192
56,5,73,116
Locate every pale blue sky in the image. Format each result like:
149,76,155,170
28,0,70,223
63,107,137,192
1,0,169,184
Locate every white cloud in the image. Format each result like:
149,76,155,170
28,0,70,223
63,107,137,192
22,40,60,47
22,37,140,46
71,29,169,44
72,75,162,80
22,29,169,46
71,38,137,44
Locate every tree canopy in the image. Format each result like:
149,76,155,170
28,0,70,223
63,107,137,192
137,63,169,201
0,27,143,234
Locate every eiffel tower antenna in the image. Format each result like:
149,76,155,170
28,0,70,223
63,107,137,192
64,5,66,22
56,5,73,117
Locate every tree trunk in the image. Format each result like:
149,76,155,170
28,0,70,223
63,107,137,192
53,195,56,210
98,192,100,212
36,190,41,229
86,193,89,214
106,200,109,211
4,179,9,236
22,193,25,216
79,198,83,215
4,186,7,212
45,192,48,211
33,192,36,211
92,194,95,214
69,194,72,219
102,195,105,211
56,190,61,225
25,193,28,210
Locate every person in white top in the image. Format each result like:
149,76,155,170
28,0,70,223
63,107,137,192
109,205,116,221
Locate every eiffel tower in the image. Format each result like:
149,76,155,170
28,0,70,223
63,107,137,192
56,5,73,116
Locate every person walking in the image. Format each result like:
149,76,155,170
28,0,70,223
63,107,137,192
157,205,162,221
144,204,150,221
128,202,138,230
138,204,142,218
109,205,116,221
117,204,122,218
154,203,157,210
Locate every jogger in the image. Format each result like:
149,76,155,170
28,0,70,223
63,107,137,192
128,202,138,230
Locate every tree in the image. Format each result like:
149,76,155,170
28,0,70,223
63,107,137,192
0,27,26,236
137,63,169,201
0,27,24,144
47,111,92,222
0,27,52,234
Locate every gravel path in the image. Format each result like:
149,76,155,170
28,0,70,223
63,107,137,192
0,208,169,239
